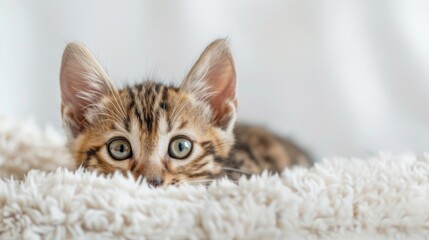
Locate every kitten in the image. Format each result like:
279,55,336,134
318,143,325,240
60,39,311,186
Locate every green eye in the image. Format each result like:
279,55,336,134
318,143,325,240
107,137,132,160
168,136,193,159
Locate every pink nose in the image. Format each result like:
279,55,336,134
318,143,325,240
147,176,164,187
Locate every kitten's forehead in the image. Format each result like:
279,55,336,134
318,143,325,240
110,82,209,135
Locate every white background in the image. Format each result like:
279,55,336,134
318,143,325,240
1,1,429,159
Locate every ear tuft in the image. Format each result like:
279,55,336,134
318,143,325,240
181,39,237,129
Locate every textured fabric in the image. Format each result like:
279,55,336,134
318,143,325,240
1,118,429,239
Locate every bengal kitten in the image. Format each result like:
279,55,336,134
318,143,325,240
60,39,311,187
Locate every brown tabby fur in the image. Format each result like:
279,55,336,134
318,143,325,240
60,39,311,187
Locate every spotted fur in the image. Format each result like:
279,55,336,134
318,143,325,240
60,39,311,187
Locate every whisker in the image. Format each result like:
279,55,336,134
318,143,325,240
79,72,126,118
104,96,126,120
174,75,217,120
106,82,127,117
184,179,216,184
222,167,252,176
84,102,124,123
73,83,126,123
170,95,191,124
92,112,122,124
183,179,240,185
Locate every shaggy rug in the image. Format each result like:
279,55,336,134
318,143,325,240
1,117,429,239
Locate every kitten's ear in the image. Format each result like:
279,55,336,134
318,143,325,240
60,42,115,137
181,39,237,130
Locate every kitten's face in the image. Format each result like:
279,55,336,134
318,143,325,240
60,40,237,186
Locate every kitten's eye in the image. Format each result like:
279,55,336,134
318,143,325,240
168,136,193,159
107,137,132,160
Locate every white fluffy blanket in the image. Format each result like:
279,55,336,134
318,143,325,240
1,117,429,239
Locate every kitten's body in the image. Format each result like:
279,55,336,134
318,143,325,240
227,123,311,180
60,40,311,186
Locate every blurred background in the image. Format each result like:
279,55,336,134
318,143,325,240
1,1,429,159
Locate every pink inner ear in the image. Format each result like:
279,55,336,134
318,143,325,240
60,61,93,123
60,43,113,133
181,39,238,127
204,54,237,127
207,58,236,113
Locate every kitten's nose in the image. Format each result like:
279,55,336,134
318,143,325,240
147,176,164,187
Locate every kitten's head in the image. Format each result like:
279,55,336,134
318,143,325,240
60,39,237,186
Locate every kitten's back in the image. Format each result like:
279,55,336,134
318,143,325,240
225,123,312,179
